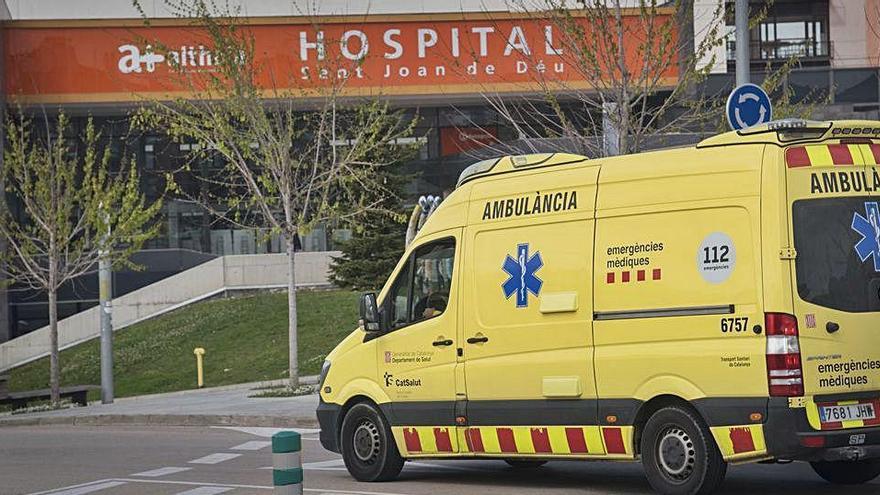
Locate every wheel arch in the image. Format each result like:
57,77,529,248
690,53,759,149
336,395,395,449
632,394,710,455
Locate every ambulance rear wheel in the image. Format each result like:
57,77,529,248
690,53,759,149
641,406,727,495
340,402,405,482
504,459,547,468
810,459,880,485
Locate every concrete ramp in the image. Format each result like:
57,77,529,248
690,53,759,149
0,252,339,373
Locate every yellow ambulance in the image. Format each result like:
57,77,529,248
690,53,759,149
316,120,880,494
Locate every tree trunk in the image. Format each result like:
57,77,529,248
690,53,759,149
286,234,299,389
613,0,629,155
48,284,60,405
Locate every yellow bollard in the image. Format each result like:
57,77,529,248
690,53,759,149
193,347,206,388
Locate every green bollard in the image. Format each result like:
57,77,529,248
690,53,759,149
272,431,303,495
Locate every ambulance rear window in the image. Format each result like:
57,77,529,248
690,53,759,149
792,197,880,313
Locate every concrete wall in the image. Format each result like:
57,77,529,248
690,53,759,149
695,0,880,74
694,0,728,74
0,251,340,372
830,0,872,69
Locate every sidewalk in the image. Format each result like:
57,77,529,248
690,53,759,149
0,377,320,428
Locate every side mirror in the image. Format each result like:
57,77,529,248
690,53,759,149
359,292,381,333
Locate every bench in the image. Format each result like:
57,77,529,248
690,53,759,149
0,384,99,409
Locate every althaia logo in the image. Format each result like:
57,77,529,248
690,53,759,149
118,45,164,73
117,44,226,74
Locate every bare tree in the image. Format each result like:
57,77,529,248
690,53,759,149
0,111,162,403
456,0,725,158
454,0,829,159
133,1,415,388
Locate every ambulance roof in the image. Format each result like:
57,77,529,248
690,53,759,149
696,119,880,148
455,120,880,189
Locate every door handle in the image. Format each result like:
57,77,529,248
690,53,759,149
432,338,454,347
826,321,840,334
466,335,489,344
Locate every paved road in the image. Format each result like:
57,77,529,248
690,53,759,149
1,425,878,495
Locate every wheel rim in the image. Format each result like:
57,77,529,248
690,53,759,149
656,426,696,483
352,419,381,464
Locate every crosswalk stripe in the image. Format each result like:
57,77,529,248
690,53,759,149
131,467,192,477
188,453,241,465
174,487,234,495
230,440,271,451
44,481,127,495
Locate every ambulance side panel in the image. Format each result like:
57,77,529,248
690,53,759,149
593,145,769,460
456,163,613,457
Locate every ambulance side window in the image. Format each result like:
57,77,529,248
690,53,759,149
410,239,455,323
383,237,455,331
387,262,412,329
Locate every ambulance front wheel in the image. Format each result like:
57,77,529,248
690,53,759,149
340,402,405,482
640,406,727,495
810,459,880,485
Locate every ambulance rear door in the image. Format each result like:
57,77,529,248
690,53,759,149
784,140,880,430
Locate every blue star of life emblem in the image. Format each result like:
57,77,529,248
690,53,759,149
852,201,880,272
502,243,543,307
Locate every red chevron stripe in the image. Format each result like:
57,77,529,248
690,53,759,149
828,144,854,165
403,428,422,452
729,427,756,454
565,427,588,453
603,427,626,454
785,146,811,168
864,416,880,426
530,428,552,453
434,428,453,452
869,144,880,164
497,428,517,453
821,420,844,431
467,428,485,453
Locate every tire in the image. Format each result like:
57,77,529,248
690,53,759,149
811,459,880,485
640,406,727,495
340,402,405,482
504,459,548,468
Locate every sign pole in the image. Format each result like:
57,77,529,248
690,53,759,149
99,210,114,404
735,0,750,86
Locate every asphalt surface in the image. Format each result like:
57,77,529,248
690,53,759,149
1,425,879,495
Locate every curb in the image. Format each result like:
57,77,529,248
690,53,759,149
0,414,319,429
102,375,320,403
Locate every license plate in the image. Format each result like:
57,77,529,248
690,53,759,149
820,403,877,423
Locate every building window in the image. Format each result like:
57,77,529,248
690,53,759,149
726,0,830,69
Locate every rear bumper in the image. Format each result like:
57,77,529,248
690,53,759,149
765,398,880,462
317,398,342,454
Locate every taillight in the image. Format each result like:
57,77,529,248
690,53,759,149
765,313,804,397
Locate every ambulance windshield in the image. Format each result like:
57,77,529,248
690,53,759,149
792,197,880,312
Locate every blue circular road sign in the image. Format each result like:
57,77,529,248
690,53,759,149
726,83,772,131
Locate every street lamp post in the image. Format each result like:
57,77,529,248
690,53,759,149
99,208,114,404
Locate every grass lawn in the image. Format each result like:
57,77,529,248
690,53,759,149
8,289,359,400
